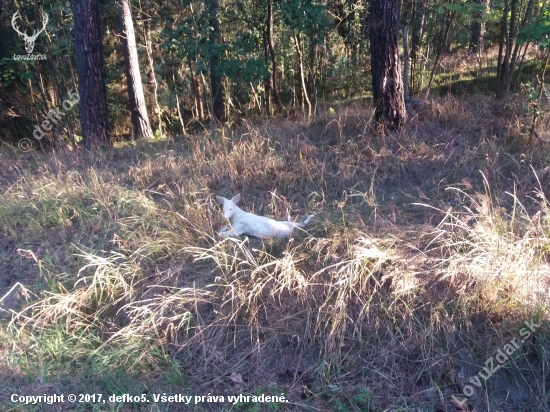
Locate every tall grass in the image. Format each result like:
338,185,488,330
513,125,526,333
1,96,549,410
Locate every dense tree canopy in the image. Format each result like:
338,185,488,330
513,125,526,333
1,0,550,148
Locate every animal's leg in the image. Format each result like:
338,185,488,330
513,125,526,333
294,214,314,227
219,224,240,237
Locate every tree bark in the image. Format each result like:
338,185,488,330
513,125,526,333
263,20,272,115
119,0,153,139
209,0,224,124
411,0,426,61
497,0,519,97
187,58,205,121
308,31,316,101
496,0,507,97
73,0,111,149
266,0,283,112
442,0,454,54
293,32,312,118
172,65,186,136
503,0,519,94
369,0,406,131
425,10,455,95
509,0,535,89
143,0,163,135
469,0,486,54
403,24,410,100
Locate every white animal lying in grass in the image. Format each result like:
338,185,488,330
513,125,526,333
216,194,314,239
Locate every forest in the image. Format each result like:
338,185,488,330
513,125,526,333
0,0,549,410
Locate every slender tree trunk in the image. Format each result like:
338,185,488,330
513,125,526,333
396,0,403,26
263,0,271,115
497,0,521,97
187,59,204,121
143,0,163,135
411,0,426,61
528,52,549,143
426,11,455,95
188,2,205,122
411,0,426,95
509,0,535,89
119,0,153,139
359,8,367,56
512,41,530,89
503,0,519,94
369,0,406,131
263,21,272,115
308,31,317,103
442,0,454,54
293,33,312,117
208,0,224,124
403,4,412,100
469,0,486,54
172,66,186,136
403,25,410,100
496,0,508,97
266,0,282,112
73,0,111,149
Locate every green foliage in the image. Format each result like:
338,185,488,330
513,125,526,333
518,6,550,50
443,2,486,16
222,56,269,85
281,0,330,39
0,59,34,86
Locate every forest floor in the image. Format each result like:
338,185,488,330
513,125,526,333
0,94,549,411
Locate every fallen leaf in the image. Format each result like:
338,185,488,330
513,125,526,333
230,372,243,384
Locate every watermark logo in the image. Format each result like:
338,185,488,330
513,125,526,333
451,319,538,408
11,11,48,60
18,90,79,152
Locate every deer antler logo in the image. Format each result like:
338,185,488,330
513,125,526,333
11,11,49,54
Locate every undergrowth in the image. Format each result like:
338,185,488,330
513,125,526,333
0,96,549,411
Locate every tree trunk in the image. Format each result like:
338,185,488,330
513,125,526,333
119,0,153,139
503,0,519,94
496,0,507,97
188,58,205,121
509,0,535,89
172,66,186,136
512,41,530,90
266,0,283,112
442,0,454,54
497,0,519,97
403,25,410,100
293,33,312,118
208,0,224,124
263,22,272,115
308,31,317,103
143,0,163,135
73,0,111,149
369,0,406,131
426,10,455,95
469,0,486,54
403,4,413,100
411,0,426,61
359,7,368,55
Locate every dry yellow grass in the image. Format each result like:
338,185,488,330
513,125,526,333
0,95,549,411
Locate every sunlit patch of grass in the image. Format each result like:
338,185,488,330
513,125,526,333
419,174,550,317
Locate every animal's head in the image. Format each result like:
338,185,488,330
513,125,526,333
216,194,241,220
